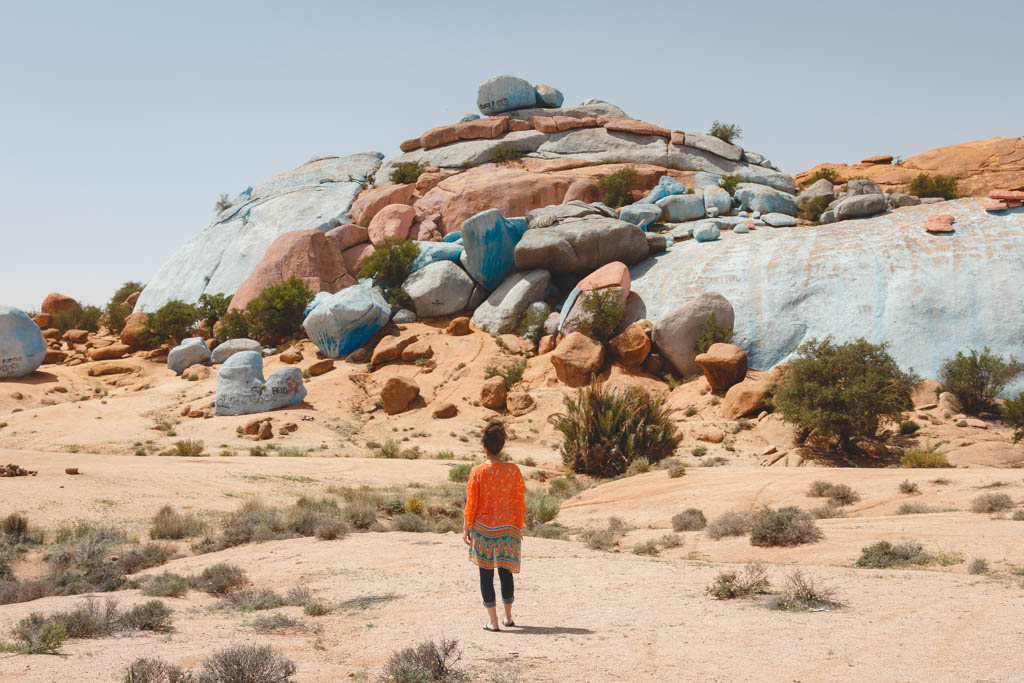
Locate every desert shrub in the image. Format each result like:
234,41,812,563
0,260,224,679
708,120,742,144
968,557,989,575
797,195,831,223
10,615,67,653
245,276,314,343
672,508,707,532
749,507,822,547
694,314,733,355
224,588,285,612
379,637,462,683
166,439,205,457
632,540,659,556
219,499,290,548
625,457,651,476
448,463,473,483
900,448,950,468
801,167,839,188
215,309,251,342
582,519,625,551
389,161,428,185
197,292,233,329
706,563,770,599
705,510,752,539
691,446,707,458
359,237,419,294
897,502,942,515
718,175,741,196
344,502,378,530
668,461,688,478
517,304,551,344
484,358,527,390
595,166,639,208
304,599,333,616
771,337,917,451
551,384,681,477
899,419,920,435
314,518,349,540
908,172,960,200
116,543,174,575
1004,393,1024,443
810,501,846,519
191,563,247,595
806,481,860,506
123,657,191,683
105,282,143,334
403,496,426,516
143,572,188,598
898,479,920,495
197,643,297,683
855,540,931,568
375,438,419,460
525,492,560,527
150,505,204,540
139,300,201,348
0,579,57,606
2,512,31,543
54,303,103,334
490,143,524,163
252,613,306,634
565,288,626,344
215,194,233,212
122,600,173,631
766,570,842,611
939,348,1024,414
547,475,584,499
970,492,1014,513
392,514,429,532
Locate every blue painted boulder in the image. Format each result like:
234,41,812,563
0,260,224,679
619,203,662,231
0,307,46,378
460,113,481,122
477,75,537,115
214,350,306,416
656,194,705,223
638,176,688,205
460,209,529,290
763,213,797,228
168,337,211,375
693,221,721,242
211,338,262,365
411,241,464,272
302,281,391,358
442,232,462,243
534,84,565,108
702,187,733,216
734,183,798,216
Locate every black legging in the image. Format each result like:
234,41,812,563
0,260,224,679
479,567,514,608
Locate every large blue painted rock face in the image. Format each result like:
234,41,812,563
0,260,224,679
303,281,391,358
411,241,464,272
136,153,382,313
631,200,1024,395
460,209,529,290
214,350,306,416
0,307,46,378
477,75,537,115
167,337,211,375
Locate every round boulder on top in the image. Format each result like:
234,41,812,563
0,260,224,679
214,350,307,416
477,75,538,115
534,84,564,109
168,338,211,375
0,307,47,378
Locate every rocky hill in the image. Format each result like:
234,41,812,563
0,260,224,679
796,137,1024,197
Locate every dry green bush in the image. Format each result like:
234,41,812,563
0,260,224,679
706,563,770,599
379,637,463,683
806,481,860,506
705,510,752,539
150,505,204,540
970,492,1014,513
749,507,822,547
196,643,297,683
766,570,842,611
672,508,707,532
855,540,931,568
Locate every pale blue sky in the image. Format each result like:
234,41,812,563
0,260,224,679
2,0,1021,311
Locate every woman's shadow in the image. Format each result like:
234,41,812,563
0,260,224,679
503,625,593,635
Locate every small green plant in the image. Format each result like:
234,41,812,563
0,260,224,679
899,419,921,435
800,167,840,188
525,493,560,527
718,175,741,196
766,570,842,612
908,172,960,200
595,166,639,208
122,657,191,683
708,120,742,144
1004,392,1024,442
771,337,918,452
806,481,860,506
691,446,707,458
625,457,651,476
855,540,931,568
143,572,189,598
121,600,173,632
190,563,247,595
672,508,707,532
54,303,103,334
968,557,989,575
566,288,626,344
403,496,426,516
694,314,734,355
517,304,551,345
139,300,200,348
379,637,463,683
215,309,251,342
749,507,822,547
706,563,770,599
196,292,233,329
358,238,420,308
447,463,473,484
215,194,232,212
970,492,1014,513
551,384,681,477
245,276,315,343
389,161,428,184
375,438,419,460
484,358,527,390
667,462,687,478
705,510,752,539
632,540,660,556
797,195,831,223
898,479,920,495
150,505,204,540
164,440,205,457
900,448,950,468
939,348,1023,414
197,644,297,683
490,143,524,164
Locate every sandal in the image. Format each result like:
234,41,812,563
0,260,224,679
483,625,500,632
503,620,516,627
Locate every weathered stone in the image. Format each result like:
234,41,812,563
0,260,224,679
63,329,89,344
610,322,651,367
392,309,417,324
514,218,648,273
410,241,463,272
534,84,564,108
734,184,798,216
619,203,662,230
457,116,509,141
279,348,302,364
762,213,797,228
368,204,416,246
41,293,77,316
381,376,419,414
32,313,53,329
211,338,262,365
651,292,735,377
846,178,884,196
371,333,419,366
350,183,416,228
643,352,664,374
601,118,670,138
696,427,726,444
694,343,748,392
656,194,705,222
303,281,392,358
0,307,47,378
939,391,963,414
403,260,475,318
507,391,535,416
834,194,888,220
460,209,529,290
307,358,335,376
693,222,721,242
797,179,835,207
120,312,148,351
214,350,306,416
888,193,922,209
722,374,773,419
87,344,130,361
432,402,457,419
446,317,471,336
684,132,743,161
550,331,605,387
481,376,507,410
401,341,433,362
471,270,550,335
538,334,556,355
168,338,211,375
702,187,732,216
182,364,212,381
477,74,536,115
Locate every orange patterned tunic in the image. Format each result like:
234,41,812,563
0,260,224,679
464,461,526,573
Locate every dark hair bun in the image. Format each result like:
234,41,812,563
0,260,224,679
482,420,506,455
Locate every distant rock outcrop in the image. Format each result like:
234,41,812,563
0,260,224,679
796,137,1024,198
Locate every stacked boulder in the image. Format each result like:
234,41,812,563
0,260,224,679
982,189,1024,212
214,350,307,416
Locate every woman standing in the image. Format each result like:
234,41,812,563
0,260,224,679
462,421,525,632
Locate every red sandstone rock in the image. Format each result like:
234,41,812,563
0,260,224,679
372,333,419,366
609,322,651,367
578,261,630,292
342,243,375,276
694,343,748,392
988,189,1024,200
861,155,894,164
507,391,535,416
120,312,148,351
550,332,605,387
563,179,598,203
600,118,670,138
420,124,460,150
32,313,53,329
722,372,774,419
399,138,421,152
381,376,420,414
350,184,416,226
507,118,532,132
307,358,335,376
457,117,508,140
41,293,77,316
368,204,416,246
88,344,131,361
432,402,457,419
670,130,685,146
279,348,302,364
531,116,558,133
400,340,433,362
446,317,471,336
123,291,140,310
480,376,507,410
325,223,370,251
